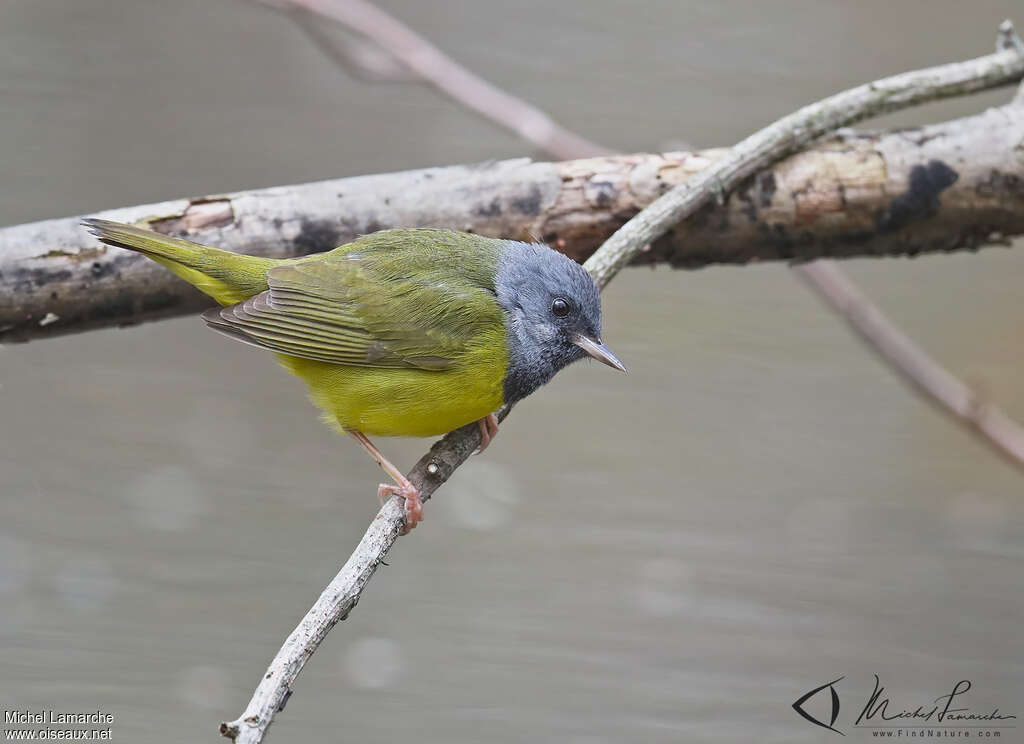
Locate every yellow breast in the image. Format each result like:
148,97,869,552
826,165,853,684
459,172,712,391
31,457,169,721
274,331,507,438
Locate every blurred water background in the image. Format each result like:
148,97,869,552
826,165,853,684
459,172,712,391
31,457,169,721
1,1,1022,741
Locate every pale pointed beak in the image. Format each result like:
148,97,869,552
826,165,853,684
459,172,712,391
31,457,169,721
573,334,627,372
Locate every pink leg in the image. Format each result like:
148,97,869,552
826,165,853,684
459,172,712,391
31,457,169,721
475,413,500,455
347,429,422,534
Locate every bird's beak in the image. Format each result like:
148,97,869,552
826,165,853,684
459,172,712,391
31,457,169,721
573,334,626,372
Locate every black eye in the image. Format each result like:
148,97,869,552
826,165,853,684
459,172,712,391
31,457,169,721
551,297,570,317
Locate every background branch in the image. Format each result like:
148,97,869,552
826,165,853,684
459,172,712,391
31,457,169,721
287,7,418,82
218,30,1024,743
795,260,1024,467
266,0,613,159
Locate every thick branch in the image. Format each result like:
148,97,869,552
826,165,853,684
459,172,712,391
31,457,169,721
218,33,1024,744
3,103,1023,344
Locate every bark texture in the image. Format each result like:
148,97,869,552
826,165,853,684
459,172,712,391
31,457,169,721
2,105,1022,344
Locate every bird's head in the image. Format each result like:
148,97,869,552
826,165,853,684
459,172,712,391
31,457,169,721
496,240,624,405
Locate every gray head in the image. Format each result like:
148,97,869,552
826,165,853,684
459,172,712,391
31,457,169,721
495,240,625,405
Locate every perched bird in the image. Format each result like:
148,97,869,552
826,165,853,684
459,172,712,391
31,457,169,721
82,219,624,532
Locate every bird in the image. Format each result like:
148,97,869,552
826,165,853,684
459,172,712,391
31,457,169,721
82,219,624,532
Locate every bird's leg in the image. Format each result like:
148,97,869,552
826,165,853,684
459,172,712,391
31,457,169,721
475,413,500,455
346,429,422,534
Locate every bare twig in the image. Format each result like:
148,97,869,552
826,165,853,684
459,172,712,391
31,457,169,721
582,39,1024,287
795,261,1024,467
219,29,1024,743
220,409,504,742
999,19,1024,102
287,7,415,81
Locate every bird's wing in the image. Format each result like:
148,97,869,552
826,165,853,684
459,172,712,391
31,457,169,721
202,254,502,371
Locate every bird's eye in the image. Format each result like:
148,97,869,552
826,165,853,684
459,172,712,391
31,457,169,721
551,297,570,317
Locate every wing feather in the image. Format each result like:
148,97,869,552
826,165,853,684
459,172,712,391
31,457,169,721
202,238,503,370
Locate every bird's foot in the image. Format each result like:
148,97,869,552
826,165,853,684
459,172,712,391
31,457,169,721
347,429,422,535
378,479,423,534
475,413,500,455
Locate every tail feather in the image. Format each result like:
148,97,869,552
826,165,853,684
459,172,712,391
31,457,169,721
81,218,278,305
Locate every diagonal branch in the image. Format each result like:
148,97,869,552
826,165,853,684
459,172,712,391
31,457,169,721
269,0,614,159
287,6,417,82
219,26,1024,743
582,39,1024,287
795,260,1024,467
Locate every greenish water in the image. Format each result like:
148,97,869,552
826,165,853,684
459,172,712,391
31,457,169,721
1,1,1022,742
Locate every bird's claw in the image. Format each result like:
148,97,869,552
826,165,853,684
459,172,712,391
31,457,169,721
378,482,423,534
475,413,500,455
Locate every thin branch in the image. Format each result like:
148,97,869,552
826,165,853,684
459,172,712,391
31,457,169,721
1000,20,1024,102
220,410,504,742
287,7,416,82
267,0,614,159
219,28,1024,743
583,40,1024,287
795,260,1024,467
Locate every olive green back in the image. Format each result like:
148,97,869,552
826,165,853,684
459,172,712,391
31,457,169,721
204,229,505,371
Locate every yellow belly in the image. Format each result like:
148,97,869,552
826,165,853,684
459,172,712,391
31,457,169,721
275,342,506,438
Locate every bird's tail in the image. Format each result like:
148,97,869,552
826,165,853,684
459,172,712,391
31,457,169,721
81,218,279,305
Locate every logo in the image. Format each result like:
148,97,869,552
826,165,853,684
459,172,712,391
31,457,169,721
792,676,1017,737
792,676,845,735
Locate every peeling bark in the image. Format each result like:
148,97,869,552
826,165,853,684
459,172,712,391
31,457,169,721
1,105,1022,343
